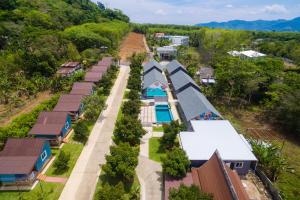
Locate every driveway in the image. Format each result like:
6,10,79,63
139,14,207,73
59,65,130,200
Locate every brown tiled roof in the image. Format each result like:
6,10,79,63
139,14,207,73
0,156,37,174
191,151,249,200
29,112,69,136
90,65,108,73
61,62,80,68
0,138,46,157
84,72,103,83
70,82,95,96
164,173,194,200
97,57,113,66
53,94,84,112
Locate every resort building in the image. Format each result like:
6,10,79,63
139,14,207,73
53,94,84,120
169,70,199,94
164,151,250,200
176,86,222,121
97,56,114,67
29,112,72,145
143,68,168,99
70,82,95,96
0,138,51,185
228,50,266,59
56,61,82,77
164,35,189,46
166,60,187,76
179,120,257,175
157,46,177,61
143,60,163,75
197,67,215,84
84,71,103,83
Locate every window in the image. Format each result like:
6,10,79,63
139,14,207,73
65,121,69,130
41,150,47,161
235,162,244,168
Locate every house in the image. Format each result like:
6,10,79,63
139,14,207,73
84,71,103,83
143,68,168,98
179,120,257,175
143,60,163,75
90,65,108,74
70,82,95,96
166,60,187,76
169,70,199,94
0,138,51,185
164,151,250,200
56,61,82,77
197,67,215,84
166,35,189,46
97,56,114,67
155,32,165,38
228,50,266,59
157,46,177,60
53,94,84,120
29,112,72,145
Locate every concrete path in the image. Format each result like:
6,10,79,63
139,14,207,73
59,65,130,200
137,127,163,200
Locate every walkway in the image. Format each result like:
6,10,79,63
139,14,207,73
59,65,130,200
137,127,163,200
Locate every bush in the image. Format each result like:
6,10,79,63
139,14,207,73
169,184,213,200
53,150,70,174
113,116,146,146
161,120,183,150
102,143,139,183
73,120,89,144
128,89,140,101
162,147,190,178
84,94,106,121
97,182,126,200
121,100,140,119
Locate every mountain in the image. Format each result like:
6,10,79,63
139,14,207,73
196,17,300,32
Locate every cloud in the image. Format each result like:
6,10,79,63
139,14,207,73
155,9,167,15
263,4,287,14
225,4,233,8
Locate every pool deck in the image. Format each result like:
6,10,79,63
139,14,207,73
166,87,180,122
140,105,156,126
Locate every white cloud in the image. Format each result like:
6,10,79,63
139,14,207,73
225,4,233,8
263,4,287,14
155,9,167,15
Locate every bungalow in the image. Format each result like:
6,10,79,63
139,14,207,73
53,94,84,120
166,35,189,46
0,138,51,185
56,61,82,77
29,112,72,145
169,70,199,94
70,82,95,96
143,68,168,98
197,67,215,84
166,60,187,76
176,87,222,122
179,120,257,175
84,71,103,83
228,50,266,59
157,46,177,61
97,56,114,67
164,151,250,200
90,65,108,74
143,60,163,75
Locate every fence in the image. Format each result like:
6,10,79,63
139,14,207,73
255,168,283,200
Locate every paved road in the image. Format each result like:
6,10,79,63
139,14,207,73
59,65,130,200
137,128,163,200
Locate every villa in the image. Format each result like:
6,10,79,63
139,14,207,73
0,138,51,186
70,82,95,96
84,71,103,83
143,68,168,99
56,61,82,77
157,46,177,60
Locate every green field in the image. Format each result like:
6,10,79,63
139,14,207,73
152,126,164,132
149,137,166,163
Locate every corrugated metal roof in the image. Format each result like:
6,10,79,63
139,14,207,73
143,68,167,90
61,62,80,68
179,120,257,161
143,60,163,73
84,72,103,83
70,82,95,96
53,94,84,112
192,151,249,200
90,65,108,73
0,156,37,174
97,57,113,66
29,112,69,136
177,87,221,121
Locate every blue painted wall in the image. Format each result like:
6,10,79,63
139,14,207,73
34,141,52,171
61,115,72,137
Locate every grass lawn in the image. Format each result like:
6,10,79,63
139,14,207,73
152,126,164,132
216,105,300,200
149,137,166,163
123,90,130,99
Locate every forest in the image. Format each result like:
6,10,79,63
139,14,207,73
0,0,130,111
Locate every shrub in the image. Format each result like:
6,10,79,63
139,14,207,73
162,147,190,178
161,120,183,150
127,89,140,101
121,100,140,119
169,184,213,200
102,142,139,183
73,120,89,144
54,150,70,174
84,94,106,121
97,182,126,200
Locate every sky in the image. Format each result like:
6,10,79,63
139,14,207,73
94,0,300,25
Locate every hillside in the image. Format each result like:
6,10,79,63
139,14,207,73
0,0,130,121
197,17,300,32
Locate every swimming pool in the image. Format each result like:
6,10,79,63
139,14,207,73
146,88,167,98
155,104,173,123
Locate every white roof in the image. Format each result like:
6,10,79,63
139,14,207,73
179,120,257,161
241,50,266,58
157,46,177,52
228,51,241,56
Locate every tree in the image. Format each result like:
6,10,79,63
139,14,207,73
96,1,105,10
162,147,190,178
0,0,17,10
128,89,140,101
53,150,70,174
169,184,213,200
113,116,146,146
161,120,183,150
84,94,106,121
97,182,126,200
122,100,140,119
102,143,139,182
73,120,89,144
66,43,81,61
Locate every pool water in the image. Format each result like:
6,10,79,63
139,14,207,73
146,88,167,98
155,104,173,123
